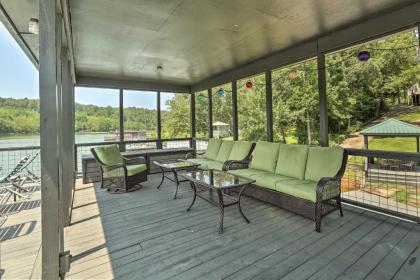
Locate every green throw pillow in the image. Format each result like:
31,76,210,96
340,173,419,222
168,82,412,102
228,141,253,160
275,144,308,179
205,139,222,160
249,141,280,173
304,146,344,182
215,141,235,162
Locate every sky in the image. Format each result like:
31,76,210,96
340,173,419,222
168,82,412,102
0,22,174,110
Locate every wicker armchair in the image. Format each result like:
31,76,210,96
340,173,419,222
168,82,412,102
91,145,147,193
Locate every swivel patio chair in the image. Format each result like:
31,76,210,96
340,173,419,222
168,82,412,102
91,145,147,193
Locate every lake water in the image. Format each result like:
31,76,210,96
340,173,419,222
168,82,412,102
0,133,109,149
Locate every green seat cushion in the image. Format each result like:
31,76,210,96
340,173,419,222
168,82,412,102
228,168,268,179
126,164,147,176
206,161,224,171
228,141,253,160
215,141,235,162
275,179,318,202
93,144,123,165
305,146,344,182
250,173,291,190
249,142,280,173
186,158,213,169
205,139,223,160
275,144,308,179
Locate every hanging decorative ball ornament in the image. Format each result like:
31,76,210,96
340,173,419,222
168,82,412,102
288,68,298,79
245,81,253,89
217,88,225,96
197,95,205,102
357,50,371,62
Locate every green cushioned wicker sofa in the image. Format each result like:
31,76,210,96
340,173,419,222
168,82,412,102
225,141,348,232
186,139,255,171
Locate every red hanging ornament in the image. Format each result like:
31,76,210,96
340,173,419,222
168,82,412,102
245,81,253,89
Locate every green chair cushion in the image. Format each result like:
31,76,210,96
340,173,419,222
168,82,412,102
304,146,344,182
215,141,235,162
228,141,253,160
250,173,291,190
228,168,268,179
275,144,308,180
126,164,147,176
249,142,280,173
93,144,123,166
275,179,318,202
206,161,225,171
205,139,223,160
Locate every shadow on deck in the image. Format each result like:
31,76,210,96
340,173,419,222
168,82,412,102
65,174,420,280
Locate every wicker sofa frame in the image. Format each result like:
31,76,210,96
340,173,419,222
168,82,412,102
91,148,148,193
225,150,348,232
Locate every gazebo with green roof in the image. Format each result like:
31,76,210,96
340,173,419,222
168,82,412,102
361,118,420,153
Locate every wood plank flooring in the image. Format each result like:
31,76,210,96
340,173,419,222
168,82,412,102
1,175,419,280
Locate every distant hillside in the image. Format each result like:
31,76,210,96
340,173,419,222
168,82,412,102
0,97,157,134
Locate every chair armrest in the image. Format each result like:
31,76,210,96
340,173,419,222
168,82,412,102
223,160,250,171
123,156,146,165
316,177,341,201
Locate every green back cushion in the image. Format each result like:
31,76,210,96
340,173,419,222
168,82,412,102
215,141,235,162
250,141,280,173
275,144,309,179
205,139,222,160
228,141,253,160
305,146,344,182
94,144,123,165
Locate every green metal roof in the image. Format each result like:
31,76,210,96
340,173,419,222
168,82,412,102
360,118,420,136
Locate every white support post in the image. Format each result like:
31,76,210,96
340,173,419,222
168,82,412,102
39,0,61,278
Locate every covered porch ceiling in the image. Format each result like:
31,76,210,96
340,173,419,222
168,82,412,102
0,0,419,91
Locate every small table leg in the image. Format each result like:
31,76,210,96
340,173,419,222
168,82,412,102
156,166,165,189
217,190,225,234
187,181,197,211
238,184,250,224
173,170,179,199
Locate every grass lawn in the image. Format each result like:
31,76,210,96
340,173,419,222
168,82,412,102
368,137,418,153
396,110,420,123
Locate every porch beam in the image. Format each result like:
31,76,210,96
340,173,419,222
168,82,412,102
76,76,189,93
232,81,239,140
208,89,213,138
265,70,273,142
39,0,61,278
191,2,419,92
317,53,329,147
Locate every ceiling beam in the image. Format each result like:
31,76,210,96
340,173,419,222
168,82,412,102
191,2,420,92
0,2,39,68
76,76,190,93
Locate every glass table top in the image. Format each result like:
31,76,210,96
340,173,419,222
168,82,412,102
153,159,199,169
179,169,255,189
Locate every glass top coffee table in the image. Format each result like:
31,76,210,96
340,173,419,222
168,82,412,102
179,169,256,233
153,159,200,199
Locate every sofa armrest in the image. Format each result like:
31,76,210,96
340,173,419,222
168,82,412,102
185,150,205,159
123,156,146,165
316,177,341,201
223,160,250,171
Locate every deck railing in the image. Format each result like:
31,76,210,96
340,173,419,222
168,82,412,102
0,146,41,179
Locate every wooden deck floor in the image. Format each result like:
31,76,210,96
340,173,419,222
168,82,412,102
1,175,419,280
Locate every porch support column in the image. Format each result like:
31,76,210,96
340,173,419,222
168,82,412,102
157,91,162,149
364,135,369,149
61,48,74,226
190,91,196,149
265,70,273,142
208,88,213,138
317,52,329,147
416,137,419,153
232,81,239,140
40,0,61,277
119,89,125,151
